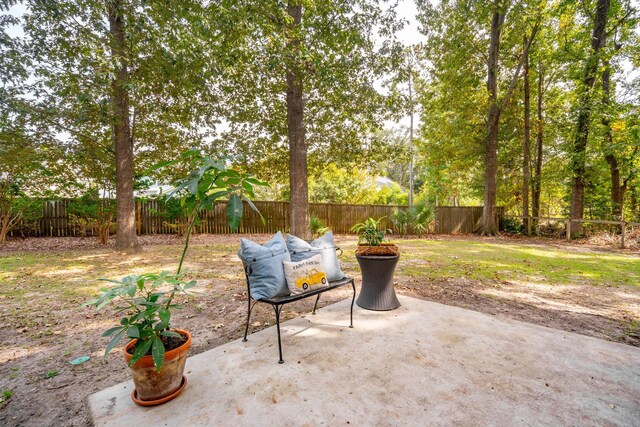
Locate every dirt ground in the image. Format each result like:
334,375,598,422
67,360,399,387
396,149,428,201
0,233,638,426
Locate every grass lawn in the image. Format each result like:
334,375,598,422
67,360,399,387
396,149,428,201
393,238,639,286
0,234,638,425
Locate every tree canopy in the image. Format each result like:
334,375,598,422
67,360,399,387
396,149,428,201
2,0,639,242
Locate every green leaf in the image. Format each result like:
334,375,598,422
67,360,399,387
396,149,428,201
101,326,124,337
180,149,201,159
241,180,255,197
95,294,116,311
183,280,197,290
104,329,126,356
126,284,137,297
152,337,165,371
201,190,231,209
226,194,243,232
149,159,177,171
128,338,154,367
127,326,140,338
160,330,182,339
242,195,265,224
159,307,170,328
244,177,269,186
187,177,199,195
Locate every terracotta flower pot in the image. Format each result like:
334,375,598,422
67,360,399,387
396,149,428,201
124,329,192,405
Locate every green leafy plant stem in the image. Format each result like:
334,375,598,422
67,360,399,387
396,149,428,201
176,212,197,276
167,212,198,311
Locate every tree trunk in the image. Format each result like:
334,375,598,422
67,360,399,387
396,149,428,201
0,212,10,244
601,60,624,220
522,35,531,235
108,0,140,252
286,2,310,240
481,8,506,236
605,153,623,219
481,4,538,236
532,61,544,222
570,0,610,236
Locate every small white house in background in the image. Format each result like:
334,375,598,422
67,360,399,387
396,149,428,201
94,176,172,199
135,181,174,198
127,176,174,198
376,176,395,190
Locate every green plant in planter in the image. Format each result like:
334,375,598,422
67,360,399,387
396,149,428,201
88,271,196,370
350,217,391,246
87,150,267,371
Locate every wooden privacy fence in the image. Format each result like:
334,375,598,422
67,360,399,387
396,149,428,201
435,206,505,234
140,200,409,235
11,199,409,237
11,199,505,237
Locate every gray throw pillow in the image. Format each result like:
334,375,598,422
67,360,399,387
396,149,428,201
238,232,291,300
286,231,345,281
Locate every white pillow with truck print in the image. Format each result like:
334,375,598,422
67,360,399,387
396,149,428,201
282,254,328,295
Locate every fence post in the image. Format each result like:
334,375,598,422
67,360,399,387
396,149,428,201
526,216,531,236
621,221,626,249
566,219,571,242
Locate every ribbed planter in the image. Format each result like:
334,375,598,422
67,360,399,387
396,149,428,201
355,254,400,311
124,329,191,405
355,243,399,256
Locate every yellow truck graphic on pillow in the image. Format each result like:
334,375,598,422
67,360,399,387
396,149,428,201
295,268,327,290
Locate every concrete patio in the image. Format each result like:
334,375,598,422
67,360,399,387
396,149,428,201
88,295,640,426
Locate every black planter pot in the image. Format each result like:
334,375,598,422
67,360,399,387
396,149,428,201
355,254,400,311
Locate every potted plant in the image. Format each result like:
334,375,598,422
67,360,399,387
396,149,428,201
87,150,266,405
350,217,401,311
350,217,398,256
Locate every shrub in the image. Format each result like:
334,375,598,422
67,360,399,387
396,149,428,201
310,215,329,238
391,204,434,237
501,217,523,234
150,197,192,236
67,191,115,243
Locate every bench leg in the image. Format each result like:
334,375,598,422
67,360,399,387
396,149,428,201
349,280,355,328
273,305,285,364
312,294,321,315
243,300,257,342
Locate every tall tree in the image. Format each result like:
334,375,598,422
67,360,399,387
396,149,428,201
0,6,61,243
20,1,240,247
602,58,625,219
569,0,610,235
220,0,399,234
531,61,544,222
108,0,139,251
481,1,538,235
285,2,309,239
600,2,639,220
522,34,532,233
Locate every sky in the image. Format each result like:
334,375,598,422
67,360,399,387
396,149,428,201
396,0,428,46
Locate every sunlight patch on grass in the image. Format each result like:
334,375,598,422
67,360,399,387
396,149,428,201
1,239,638,314
392,240,639,288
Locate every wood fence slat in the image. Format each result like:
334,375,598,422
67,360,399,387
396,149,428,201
12,200,521,237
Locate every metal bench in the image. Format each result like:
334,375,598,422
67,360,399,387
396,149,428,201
241,260,355,364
